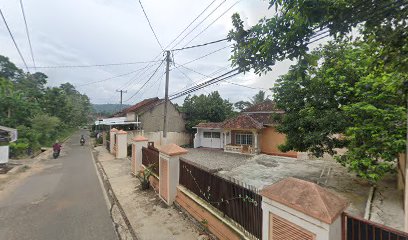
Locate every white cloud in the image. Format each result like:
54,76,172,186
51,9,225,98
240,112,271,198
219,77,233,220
0,0,294,105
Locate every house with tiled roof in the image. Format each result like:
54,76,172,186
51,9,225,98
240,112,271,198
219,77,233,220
113,97,189,146
193,100,297,157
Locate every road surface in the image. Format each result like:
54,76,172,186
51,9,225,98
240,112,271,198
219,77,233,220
0,131,117,240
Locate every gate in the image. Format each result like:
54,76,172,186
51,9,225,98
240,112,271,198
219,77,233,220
343,213,408,240
141,142,159,176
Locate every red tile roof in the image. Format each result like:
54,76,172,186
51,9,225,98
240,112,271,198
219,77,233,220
113,97,162,117
195,122,224,129
261,177,349,224
222,114,263,130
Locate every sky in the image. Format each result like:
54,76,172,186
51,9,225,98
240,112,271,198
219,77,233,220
0,0,323,105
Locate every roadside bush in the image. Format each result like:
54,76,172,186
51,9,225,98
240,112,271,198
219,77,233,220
96,136,103,145
9,139,30,158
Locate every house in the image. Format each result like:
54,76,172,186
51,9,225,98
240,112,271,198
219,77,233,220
113,97,189,146
193,100,297,158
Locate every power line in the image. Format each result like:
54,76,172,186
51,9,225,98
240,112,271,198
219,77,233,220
172,38,228,51
138,0,164,51
170,0,227,50
19,0,36,71
124,60,165,102
173,44,232,68
165,0,219,50
29,60,162,69
169,69,240,100
75,65,154,87
180,1,240,49
0,9,29,72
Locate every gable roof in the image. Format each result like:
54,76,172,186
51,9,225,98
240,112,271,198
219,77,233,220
223,114,264,130
113,97,162,117
260,177,349,224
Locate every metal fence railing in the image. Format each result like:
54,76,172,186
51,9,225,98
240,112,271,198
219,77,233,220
179,157,262,239
343,212,408,240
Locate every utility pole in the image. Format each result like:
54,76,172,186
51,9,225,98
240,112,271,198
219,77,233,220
163,50,171,139
116,90,127,110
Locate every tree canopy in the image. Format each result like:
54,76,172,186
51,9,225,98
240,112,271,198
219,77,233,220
0,54,92,157
234,90,270,111
228,0,407,181
179,91,236,132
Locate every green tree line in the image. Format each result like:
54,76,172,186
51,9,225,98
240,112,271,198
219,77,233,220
0,55,92,157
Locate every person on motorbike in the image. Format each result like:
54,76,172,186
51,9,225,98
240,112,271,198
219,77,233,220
53,140,61,158
80,135,85,145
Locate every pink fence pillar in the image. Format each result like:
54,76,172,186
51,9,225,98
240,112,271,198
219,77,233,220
157,144,188,205
131,136,148,175
261,177,349,240
109,128,118,154
115,130,128,159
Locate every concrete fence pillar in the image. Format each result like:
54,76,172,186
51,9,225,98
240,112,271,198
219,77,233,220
260,177,349,240
131,136,148,175
102,131,107,146
109,128,118,154
115,130,128,159
157,143,188,205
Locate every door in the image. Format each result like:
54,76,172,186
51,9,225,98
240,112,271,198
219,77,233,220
201,131,221,148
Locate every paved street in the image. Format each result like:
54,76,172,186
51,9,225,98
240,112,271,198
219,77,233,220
0,131,117,240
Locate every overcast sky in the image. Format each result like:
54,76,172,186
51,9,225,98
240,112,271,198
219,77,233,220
0,0,322,105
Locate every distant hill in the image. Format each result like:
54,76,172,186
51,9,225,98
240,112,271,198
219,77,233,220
92,104,130,115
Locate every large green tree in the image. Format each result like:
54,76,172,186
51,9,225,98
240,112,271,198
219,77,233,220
274,39,406,181
180,91,236,132
234,90,270,111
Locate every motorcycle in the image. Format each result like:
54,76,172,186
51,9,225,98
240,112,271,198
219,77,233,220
80,138,85,146
53,150,60,159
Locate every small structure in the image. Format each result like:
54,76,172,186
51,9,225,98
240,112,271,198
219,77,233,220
261,177,348,240
193,100,297,157
0,126,18,164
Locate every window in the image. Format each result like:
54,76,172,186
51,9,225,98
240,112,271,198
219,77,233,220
203,132,220,138
235,133,253,145
212,132,221,138
203,132,212,138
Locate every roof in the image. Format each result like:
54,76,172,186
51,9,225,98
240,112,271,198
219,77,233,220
223,114,264,130
113,97,162,116
158,143,188,156
195,122,224,129
242,100,278,113
247,113,277,126
261,177,349,224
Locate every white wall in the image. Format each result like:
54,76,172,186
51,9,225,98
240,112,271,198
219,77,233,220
127,130,190,147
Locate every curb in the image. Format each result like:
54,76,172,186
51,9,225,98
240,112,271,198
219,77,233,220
92,147,138,240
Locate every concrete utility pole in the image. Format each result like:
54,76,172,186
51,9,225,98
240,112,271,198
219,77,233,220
116,90,127,110
163,50,171,139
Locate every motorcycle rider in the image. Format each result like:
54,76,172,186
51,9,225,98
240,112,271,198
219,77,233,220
80,135,85,145
53,140,61,157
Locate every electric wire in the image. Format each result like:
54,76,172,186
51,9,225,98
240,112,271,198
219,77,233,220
19,0,36,71
138,0,164,50
171,38,228,51
29,60,163,69
124,60,165,102
0,9,29,72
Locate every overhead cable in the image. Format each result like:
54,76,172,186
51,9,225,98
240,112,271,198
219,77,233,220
19,0,36,71
0,9,29,72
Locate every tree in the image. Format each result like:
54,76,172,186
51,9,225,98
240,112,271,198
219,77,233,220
234,90,270,111
180,91,236,132
228,0,407,74
274,39,406,181
31,114,61,145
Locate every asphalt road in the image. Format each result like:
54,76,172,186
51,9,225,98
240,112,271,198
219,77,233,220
0,131,118,240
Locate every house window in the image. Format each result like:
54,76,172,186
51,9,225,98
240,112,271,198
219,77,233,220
235,133,253,145
203,132,220,138
203,132,212,138
212,132,221,138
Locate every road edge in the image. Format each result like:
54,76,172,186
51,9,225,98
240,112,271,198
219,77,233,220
90,146,138,240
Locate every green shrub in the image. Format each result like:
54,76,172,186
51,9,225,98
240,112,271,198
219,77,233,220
9,139,30,158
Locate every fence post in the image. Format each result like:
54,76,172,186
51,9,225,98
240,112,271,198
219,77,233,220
115,130,128,158
102,131,107,146
157,143,188,205
131,136,148,175
260,177,349,240
109,128,118,154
